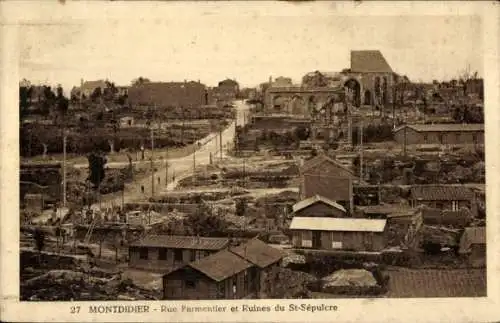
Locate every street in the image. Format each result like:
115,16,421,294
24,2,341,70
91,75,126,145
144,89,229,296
94,100,250,209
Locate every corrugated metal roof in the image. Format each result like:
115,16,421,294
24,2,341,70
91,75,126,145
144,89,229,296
230,238,285,268
189,250,253,282
394,124,484,133
411,185,475,201
351,50,393,73
292,195,346,213
289,217,387,232
129,235,229,250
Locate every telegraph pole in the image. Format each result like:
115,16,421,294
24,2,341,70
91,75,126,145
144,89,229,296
151,104,155,198
359,121,363,181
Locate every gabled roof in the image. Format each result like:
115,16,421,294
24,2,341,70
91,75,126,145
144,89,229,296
350,50,393,73
129,235,229,250
410,185,475,201
393,123,484,133
290,217,387,232
189,250,253,282
301,154,354,176
459,227,486,254
230,238,285,268
292,195,346,213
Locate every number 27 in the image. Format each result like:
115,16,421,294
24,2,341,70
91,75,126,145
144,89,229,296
70,306,81,314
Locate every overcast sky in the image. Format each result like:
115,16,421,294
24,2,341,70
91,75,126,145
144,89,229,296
17,2,483,91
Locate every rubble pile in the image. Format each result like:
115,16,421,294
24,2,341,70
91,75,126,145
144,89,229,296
21,269,160,301
421,225,461,247
321,269,378,288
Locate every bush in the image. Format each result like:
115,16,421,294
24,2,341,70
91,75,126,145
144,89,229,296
235,199,247,217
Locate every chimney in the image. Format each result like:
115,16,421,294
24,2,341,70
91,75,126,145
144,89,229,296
269,76,273,84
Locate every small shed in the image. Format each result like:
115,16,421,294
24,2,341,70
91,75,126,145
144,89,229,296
129,235,229,271
409,185,476,215
162,250,254,300
230,238,285,295
292,194,347,218
289,217,387,252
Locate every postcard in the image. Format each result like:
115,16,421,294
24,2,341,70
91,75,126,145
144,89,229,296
1,1,499,322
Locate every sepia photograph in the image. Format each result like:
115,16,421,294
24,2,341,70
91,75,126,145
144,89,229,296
1,1,499,322
16,3,489,302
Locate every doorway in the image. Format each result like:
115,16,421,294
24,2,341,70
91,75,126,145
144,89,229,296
312,231,322,249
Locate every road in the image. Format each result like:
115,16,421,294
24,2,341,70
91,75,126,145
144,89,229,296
94,100,250,209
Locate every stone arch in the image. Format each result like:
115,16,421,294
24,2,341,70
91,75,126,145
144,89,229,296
289,95,306,115
308,95,318,116
272,95,286,112
364,89,372,105
344,78,361,107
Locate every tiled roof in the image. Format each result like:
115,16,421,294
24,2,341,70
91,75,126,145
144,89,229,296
394,123,484,133
290,217,387,232
129,235,229,250
230,238,285,268
351,50,393,73
410,185,475,201
459,227,486,253
189,250,253,282
292,195,346,213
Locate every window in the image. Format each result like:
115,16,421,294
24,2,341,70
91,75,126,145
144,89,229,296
332,241,342,249
438,134,444,144
185,280,196,289
139,247,148,260
174,250,183,262
452,201,459,211
158,248,168,260
423,134,428,142
190,250,196,262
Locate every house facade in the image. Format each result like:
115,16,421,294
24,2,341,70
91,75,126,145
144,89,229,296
162,250,254,300
230,239,284,297
409,185,477,216
393,124,484,146
292,194,347,218
129,235,229,271
289,217,387,252
128,81,207,108
300,154,355,212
